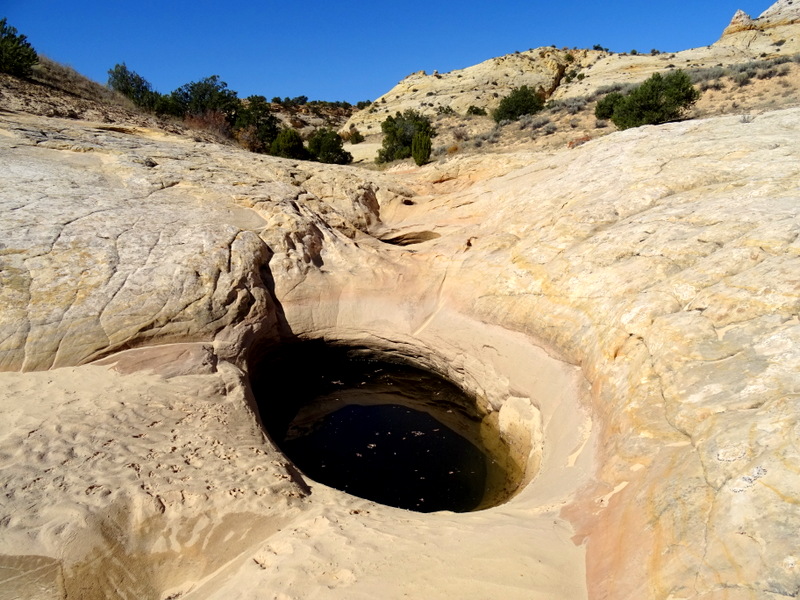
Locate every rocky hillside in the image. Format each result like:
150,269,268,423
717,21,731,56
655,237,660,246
0,55,355,143
343,0,800,135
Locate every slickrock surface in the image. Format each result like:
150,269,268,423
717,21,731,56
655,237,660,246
2,98,799,599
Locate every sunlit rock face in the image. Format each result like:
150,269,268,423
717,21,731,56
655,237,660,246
1,83,799,599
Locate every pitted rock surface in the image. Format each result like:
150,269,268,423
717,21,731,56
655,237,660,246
1,100,799,598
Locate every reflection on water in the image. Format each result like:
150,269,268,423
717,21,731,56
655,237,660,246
253,342,516,513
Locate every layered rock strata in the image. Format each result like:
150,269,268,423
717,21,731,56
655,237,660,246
1,101,799,599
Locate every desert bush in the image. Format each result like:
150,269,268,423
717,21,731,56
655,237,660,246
107,63,159,111
492,86,544,123
756,68,778,80
689,66,725,83
270,128,310,159
588,82,635,101
307,128,352,164
452,127,469,141
466,105,487,116
233,95,279,152
518,114,551,130
596,70,700,130
184,110,232,138
170,75,239,122
0,18,38,77
550,97,588,114
412,131,432,165
698,78,725,91
436,105,456,115
376,110,435,163
594,92,624,119
346,128,365,144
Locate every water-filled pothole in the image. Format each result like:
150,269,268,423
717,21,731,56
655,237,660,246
251,341,522,512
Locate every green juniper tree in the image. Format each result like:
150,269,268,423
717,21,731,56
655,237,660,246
307,128,352,164
376,110,435,163
595,70,701,130
0,18,38,77
107,63,158,111
270,128,310,159
411,131,432,166
492,86,544,123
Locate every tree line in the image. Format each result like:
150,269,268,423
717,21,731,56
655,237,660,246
107,63,354,164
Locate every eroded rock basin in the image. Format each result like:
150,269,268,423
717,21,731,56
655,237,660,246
253,343,520,512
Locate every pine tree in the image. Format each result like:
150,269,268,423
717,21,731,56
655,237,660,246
0,18,38,77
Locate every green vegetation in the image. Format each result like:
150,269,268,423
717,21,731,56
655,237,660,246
594,70,700,130
492,86,544,123
347,128,365,144
411,131,432,166
107,63,158,110
170,75,239,120
0,18,38,77
270,128,309,159
307,128,352,164
466,105,487,116
106,62,359,163
234,95,280,153
594,92,624,120
376,110,435,163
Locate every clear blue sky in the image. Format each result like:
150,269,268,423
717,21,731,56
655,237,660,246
4,0,775,103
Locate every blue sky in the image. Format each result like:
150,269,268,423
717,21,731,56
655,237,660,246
4,0,775,103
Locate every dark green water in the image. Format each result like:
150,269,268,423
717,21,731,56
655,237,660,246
252,342,513,513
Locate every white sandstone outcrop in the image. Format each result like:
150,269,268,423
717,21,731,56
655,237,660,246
1,99,799,598
1,1,799,597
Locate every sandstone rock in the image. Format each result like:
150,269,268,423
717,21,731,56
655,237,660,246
342,47,573,134
723,9,758,35
343,0,800,130
1,20,800,599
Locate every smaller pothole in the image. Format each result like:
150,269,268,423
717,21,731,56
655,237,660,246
250,341,522,512
379,230,441,246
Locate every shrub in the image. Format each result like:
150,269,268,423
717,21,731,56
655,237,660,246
307,128,353,164
518,114,550,130
596,70,700,130
436,105,455,115
270,128,310,159
170,75,239,122
452,127,469,141
347,128,365,144
551,97,587,114
234,95,279,153
411,131,432,165
466,105,487,116
376,110,435,163
107,63,158,111
0,18,38,77
184,110,231,138
594,92,624,119
492,85,544,122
